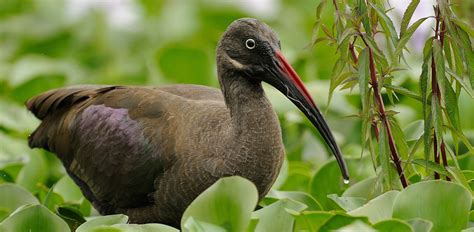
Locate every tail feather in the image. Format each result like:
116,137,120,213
26,85,119,150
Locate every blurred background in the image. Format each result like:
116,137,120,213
0,0,473,195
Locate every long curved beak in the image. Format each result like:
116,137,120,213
264,51,350,181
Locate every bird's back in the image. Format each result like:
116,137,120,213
26,84,232,216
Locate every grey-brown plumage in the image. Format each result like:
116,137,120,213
26,18,348,227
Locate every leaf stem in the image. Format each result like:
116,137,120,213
368,45,408,188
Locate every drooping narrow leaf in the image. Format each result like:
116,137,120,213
446,67,474,98
455,24,474,89
357,0,371,36
379,125,392,191
411,159,449,176
369,2,398,47
394,17,429,62
400,0,420,37
451,18,474,38
434,40,461,130
310,0,328,46
358,48,370,114
420,48,431,161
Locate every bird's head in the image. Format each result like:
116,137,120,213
217,18,349,181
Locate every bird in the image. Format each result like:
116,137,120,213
26,18,349,227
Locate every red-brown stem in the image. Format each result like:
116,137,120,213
368,47,408,188
349,37,358,64
431,5,450,180
332,0,339,14
440,141,451,180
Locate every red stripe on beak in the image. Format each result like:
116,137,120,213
275,51,317,108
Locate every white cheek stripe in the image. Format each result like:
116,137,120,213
226,55,244,69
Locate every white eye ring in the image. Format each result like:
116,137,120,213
245,39,256,49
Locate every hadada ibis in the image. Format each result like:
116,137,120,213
26,18,349,227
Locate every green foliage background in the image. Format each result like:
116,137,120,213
0,0,473,231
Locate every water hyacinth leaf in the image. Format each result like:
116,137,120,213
348,190,399,223
56,205,86,231
393,180,472,232
336,220,375,231
16,151,48,192
0,204,70,232
100,223,179,232
318,213,370,231
310,158,373,210
342,177,383,200
373,219,414,232
293,211,334,232
406,219,433,232
266,190,322,210
54,175,83,203
400,0,420,37
0,183,39,219
252,199,306,232
181,176,258,231
327,194,366,212
76,214,129,232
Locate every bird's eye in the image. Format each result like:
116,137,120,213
245,39,256,50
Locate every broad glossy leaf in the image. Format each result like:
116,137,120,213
0,183,39,220
54,175,83,202
336,220,375,231
293,211,334,232
16,151,48,192
181,176,258,231
102,223,179,232
327,194,365,212
252,199,306,232
76,214,129,232
406,219,433,232
310,157,373,210
348,190,399,223
267,190,322,210
318,213,370,232
393,180,472,232
0,204,70,232
342,177,383,200
373,219,413,232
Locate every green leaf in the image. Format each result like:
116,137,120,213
266,190,322,210
394,17,428,62
446,166,473,192
181,176,258,231
293,211,334,232
101,223,179,232
342,177,383,200
403,120,424,142
54,175,83,203
412,159,450,176
357,0,371,36
348,190,399,223
392,180,472,232
56,205,86,231
318,213,370,231
455,24,474,90
358,48,370,119
0,204,70,232
451,18,474,38
16,151,48,192
0,183,39,220
327,194,366,212
336,220,375,231
369,2,398,47
373,219,414,232
384,84,423,102
252,199,306,232
400,0,420,37
406,219,433,232
310,158,373,210
76,215,129,232
183,217,226,232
